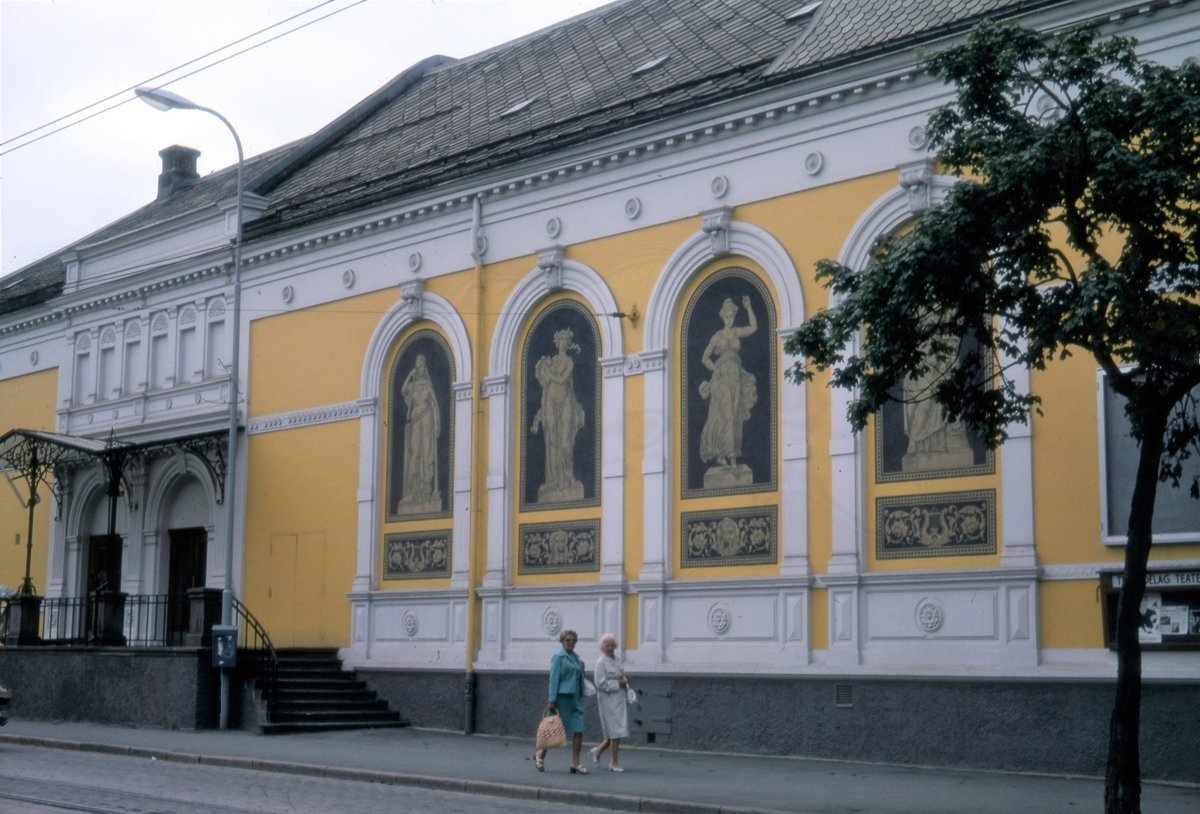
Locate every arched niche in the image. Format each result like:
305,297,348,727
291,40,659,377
483,258,625,587
354,291,474,593
637,218,808,615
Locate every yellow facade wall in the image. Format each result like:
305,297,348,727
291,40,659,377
243,420,360,647
235,167,1192,653
1040,580,1106,649
0,368,58,595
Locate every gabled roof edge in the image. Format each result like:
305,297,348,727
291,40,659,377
248,54,457,196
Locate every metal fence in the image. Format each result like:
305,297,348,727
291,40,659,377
39,595,184,647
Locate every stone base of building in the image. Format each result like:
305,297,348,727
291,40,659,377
0,647,257,731
359,668,1200,783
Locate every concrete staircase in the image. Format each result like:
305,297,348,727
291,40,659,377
261,648,408,735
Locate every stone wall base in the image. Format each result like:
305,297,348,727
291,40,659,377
359,669,1200,784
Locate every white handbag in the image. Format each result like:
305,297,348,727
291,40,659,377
626,686,637,704
582,677,597,697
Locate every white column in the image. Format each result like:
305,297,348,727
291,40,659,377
451,382,474,588
352,397,378,593
599,356,626,583
999,332,1037,568
778,328,809,578
483,374,510,588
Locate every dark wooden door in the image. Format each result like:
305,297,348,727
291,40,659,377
168,528,207,633
86,534,123,594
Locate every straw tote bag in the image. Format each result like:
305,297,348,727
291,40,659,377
536,709,567,750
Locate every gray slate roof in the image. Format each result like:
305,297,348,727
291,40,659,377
3,0,1064,318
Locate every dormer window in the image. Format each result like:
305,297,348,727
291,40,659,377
785,1,822,22
500,98,536,118
631,55,671,76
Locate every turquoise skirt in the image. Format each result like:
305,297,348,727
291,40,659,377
555,691,584,734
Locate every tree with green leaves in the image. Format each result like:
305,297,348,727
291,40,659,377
784,19,1199,814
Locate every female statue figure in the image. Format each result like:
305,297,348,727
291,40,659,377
398,355,441,513
698,296,757,483
531,328,586,502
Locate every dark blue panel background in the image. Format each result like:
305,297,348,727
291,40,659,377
521,301,600,509
387,331,454,519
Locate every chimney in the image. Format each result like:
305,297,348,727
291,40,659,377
157,145,200,200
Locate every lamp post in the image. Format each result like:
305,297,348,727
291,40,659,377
136,87,244,730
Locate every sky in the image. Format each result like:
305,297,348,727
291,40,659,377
0,0,616,278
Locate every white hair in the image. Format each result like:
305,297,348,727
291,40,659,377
599,633,617,649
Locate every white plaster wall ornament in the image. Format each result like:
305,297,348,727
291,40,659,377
30,350,38,366
194,393,202,404
76,333,91,352
179,308,197,326
898,160,936,216
281,285,294,304
101,327,117,345
474,235,489,257
125,320,141,340
403,611,419,637
546,216,562,238
700,206,734,257
710,175,729,198
907,125,928,150
537,245,566,293
624,197,642,219
112,410,119,419
408,252,423,273
87,414,94,424
708,603,732,635
804,151,824,176
342,269,356,289
400,279,426,320
166,399,173,409
152,314,169,334
917,599,944,632
208,299,225,318
542,607,563,637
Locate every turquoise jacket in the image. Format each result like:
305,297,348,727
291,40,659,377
547,647,583,701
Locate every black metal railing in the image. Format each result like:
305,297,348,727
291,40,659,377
39,595,185,647
231,596,279,707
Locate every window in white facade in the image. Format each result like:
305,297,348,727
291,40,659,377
1099,372,1200,545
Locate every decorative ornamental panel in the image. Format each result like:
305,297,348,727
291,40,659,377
386,329,455,521
681,505,777,568
383,530,452,580
876,490,996,559
518,519,600,575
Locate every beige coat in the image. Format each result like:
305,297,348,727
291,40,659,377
594,653,629,739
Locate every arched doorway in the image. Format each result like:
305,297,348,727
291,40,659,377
162,476,211,636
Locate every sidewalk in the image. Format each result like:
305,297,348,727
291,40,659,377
1,720,1196,814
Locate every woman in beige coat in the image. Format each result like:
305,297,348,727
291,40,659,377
589,633,629,771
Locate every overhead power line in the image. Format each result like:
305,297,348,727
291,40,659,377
0,0,368,157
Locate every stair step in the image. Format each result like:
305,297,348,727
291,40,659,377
274,677,360,690
270,709,402,724
272,689,378,703
276,659,345,671
261,719,409,736
273,699,390,712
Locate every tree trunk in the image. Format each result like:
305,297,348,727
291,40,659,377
1104,406,1168,814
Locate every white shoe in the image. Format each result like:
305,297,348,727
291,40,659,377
608,765,624,772
589,747,599,764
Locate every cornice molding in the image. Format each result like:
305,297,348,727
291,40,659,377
246,400,363,435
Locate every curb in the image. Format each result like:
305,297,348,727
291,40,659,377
0,733,797,814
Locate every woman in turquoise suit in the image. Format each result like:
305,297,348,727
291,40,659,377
535,629,589,774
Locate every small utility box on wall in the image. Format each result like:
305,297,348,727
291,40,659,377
211,625,238,667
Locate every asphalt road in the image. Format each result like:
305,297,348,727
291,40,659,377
0,743,596,814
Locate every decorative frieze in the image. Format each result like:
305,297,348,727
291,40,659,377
876,490,996,559
681,506,777,568
518,519,600,575
383,530,452,580
246,400,364,435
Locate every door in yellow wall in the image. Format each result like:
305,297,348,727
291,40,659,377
265,532,327,647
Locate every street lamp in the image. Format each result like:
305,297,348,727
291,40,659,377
136,86,244,730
